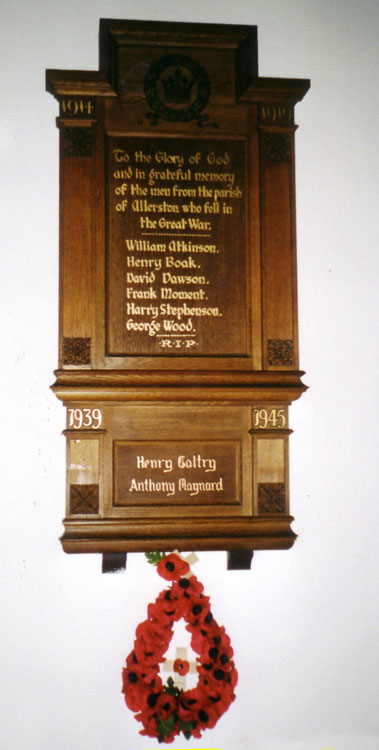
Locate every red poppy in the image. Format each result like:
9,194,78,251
171,574,204,598
136,617,170,643
134,641,161,667
156,692,176,720
157,553,190,581
176,701,195,723
196,704,219,729
199,639,234,668
137,708,159,738
147,601,176,626
189,726,203,738
123,678,150,712
173,658,189,676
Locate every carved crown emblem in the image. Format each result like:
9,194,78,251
144,54,210,125
161,66,194,103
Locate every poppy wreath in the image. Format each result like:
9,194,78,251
122,552,238,743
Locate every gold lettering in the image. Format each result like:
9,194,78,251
253,408,287,429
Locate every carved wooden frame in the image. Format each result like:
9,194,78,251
46,20,309,566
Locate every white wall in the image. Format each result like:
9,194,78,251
1,2,378,749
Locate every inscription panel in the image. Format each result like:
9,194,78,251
106,136,248,357
113,440,241,506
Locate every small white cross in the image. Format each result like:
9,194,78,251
163,646,198,689
172,550,198,578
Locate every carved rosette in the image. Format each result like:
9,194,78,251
62,126,92,157
70,484,99,514
258,483,286,514
262,132,291,162
267,339,295,367
63,337,91,365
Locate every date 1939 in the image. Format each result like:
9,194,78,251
67,407,102,430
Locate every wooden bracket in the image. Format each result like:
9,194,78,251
227,550,254,570
102,552,127,573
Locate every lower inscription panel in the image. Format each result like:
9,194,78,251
114,440,241,506
61,402,296,552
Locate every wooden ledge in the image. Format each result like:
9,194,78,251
51,369,307,404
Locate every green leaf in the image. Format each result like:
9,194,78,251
179,719,196,738
164,676,181,696
145,551,166,566
156,712,177,741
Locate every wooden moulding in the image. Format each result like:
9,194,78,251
47,19,309,563
61,517,297,554
51,370,307,403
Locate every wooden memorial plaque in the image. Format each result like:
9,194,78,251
47,20,309,564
